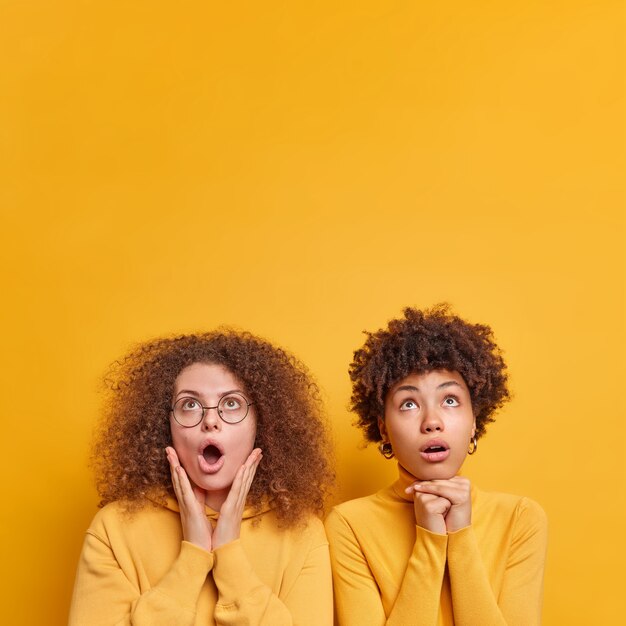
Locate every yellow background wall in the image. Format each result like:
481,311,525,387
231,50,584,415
1,1,623,624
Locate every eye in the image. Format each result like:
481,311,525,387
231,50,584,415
221,395,243,411
399,399,418,411
181,398,201,411
443,396,460,407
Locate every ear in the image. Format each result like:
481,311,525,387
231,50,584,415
471,418,477,439
377,416,387,441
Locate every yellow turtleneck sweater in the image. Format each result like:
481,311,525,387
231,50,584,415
325,465,547,626
69,496,332,626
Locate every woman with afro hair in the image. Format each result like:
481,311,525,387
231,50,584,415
325,305,547,625
69,330,334,626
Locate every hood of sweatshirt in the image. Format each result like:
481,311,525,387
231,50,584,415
146,490,272,522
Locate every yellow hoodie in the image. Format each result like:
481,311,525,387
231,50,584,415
69,495,332,626
325,465,547,626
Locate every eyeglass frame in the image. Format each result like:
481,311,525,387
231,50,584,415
170,392,254,428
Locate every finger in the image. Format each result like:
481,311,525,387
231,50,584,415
405,481,450,495
414,486,466,505
242,450,262,490
415,492,452,514
220,449,263,517
237,452,262,510
175,464,200,507
411,481,469,503
417,477,470,489
231,449,261,497
165,446,179,473
218,463,245,517
240,448,262,473
239,450,262,496
171,466,186,508
247,447,262,463
166,448,186,499
166,450,195,510
414,492,452,505
404,478,455,493
227,467,254,516
166,446,182,467
166,448,185,503
412,481,459,494
449,476,471,487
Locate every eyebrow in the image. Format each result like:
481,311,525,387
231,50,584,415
437,381,462,390
175,388,244,399
393,381,462,395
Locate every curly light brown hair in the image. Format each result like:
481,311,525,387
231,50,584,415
350,304,510,442
92,329,334,526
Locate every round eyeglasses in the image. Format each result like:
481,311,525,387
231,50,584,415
171,392,253,427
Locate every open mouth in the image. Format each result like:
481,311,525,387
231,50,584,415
420,439,450,453
202,444,223,465
419,440,450,462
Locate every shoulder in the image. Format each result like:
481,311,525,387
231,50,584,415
327,492,380,522
474,488,547,534
292,514,328,548
325,488,402,535
249,511,328,550
89,499,164,525
87,501,128,537
86,499,177,545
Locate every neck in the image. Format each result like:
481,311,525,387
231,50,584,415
201,486,230,513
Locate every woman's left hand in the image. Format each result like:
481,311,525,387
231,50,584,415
406,476,472,532
212,448,263,550
166,446,214,552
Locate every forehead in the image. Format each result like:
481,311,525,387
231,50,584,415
173,362,244,393
387,369,468,397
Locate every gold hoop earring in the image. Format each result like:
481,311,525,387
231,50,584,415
378,441,394,459
468,436,478,455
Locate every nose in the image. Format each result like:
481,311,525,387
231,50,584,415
201,406,221,431
421,406,443,433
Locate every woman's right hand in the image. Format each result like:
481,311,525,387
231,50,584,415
405,483,451,534
166,446,213,552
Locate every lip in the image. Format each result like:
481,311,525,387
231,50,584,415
197,438,225,474
419,438,450,463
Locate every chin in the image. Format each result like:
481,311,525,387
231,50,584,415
187,473,232,493
414,464,460,481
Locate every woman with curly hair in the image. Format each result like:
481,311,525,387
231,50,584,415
325,305,547,625
69,330,334,626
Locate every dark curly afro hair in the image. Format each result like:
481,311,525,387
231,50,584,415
350,304,510,442
92,329,334,526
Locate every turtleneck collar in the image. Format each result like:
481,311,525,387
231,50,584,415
391,463,421,502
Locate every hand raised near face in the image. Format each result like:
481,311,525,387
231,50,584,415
406,476,472,533
212,448,263,550
166,446,213,552
404,484,451,535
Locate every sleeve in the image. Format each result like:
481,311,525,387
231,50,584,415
212,534,333,626
447,498,548,626
325,508,448,626
68,533,214,626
